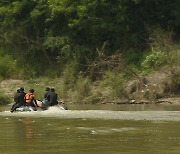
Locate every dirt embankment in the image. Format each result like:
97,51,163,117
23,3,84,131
125,71,180,104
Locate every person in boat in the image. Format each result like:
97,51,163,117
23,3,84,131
48,88,58,106
44,87,50,100
41,87,51,109
19,87,26,106
11,89,21,112
25,89,39,109
43,87,68,110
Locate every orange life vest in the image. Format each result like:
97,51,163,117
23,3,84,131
25,92,35,103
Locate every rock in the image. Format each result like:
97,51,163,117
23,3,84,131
126,80,137,94
156,97,180,104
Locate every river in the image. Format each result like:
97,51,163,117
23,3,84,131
0,103,180,154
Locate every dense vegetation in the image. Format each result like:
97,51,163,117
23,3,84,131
0,0,179,103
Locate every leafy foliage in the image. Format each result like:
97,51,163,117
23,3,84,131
0,50,19,79
141,51,167,70
0,0,179,77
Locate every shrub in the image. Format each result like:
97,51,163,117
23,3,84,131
0,54,19,79
61,61,79,98
74,76,92,100
124,48,143,66
141,50,167,71
100,72,127,99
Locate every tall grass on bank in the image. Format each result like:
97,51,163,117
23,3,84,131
0,93,11,105
25,77,63,100
99,72,128,99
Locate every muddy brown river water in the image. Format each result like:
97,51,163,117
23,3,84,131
0,103,180,154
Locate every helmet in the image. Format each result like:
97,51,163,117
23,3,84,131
20,87,24,91
50,88,55,92
46,87,50,91
29,89,34,93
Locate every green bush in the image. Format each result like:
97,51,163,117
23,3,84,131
0,54,19,79
141,50,167,71
100,72,127,99
61,61,79,98
124,48,143,65
74,76,92,100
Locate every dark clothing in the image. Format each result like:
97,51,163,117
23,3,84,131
11,103,22,112
11,91,21,112
42,90,51,109
47,91,58,106
44,90,51,101
26,101,37,108
13,91,20,104
19,91,26,106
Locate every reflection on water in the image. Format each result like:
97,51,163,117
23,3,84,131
0,104,180,153
23,118,36,152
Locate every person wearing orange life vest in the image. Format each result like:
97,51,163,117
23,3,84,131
25,89,38,108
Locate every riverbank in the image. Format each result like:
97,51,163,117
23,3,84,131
0,71,179,105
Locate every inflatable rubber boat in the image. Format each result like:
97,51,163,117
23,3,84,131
14,100,68,112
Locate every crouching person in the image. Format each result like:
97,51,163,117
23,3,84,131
11,88,26,112
11,89,21,112
49,88,58,106
41,87,51,110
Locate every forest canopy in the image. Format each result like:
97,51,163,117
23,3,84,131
0,0,179,78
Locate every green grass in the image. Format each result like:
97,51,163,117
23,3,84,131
25,77,63,101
